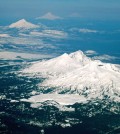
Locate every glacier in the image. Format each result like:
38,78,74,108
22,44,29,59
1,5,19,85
23,50,120,102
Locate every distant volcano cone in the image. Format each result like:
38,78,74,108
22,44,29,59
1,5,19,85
9,19,39,29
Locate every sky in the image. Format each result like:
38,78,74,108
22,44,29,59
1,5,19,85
0,0,120,20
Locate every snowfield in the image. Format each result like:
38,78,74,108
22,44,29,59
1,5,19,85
21,94,86,106
23,50,120,102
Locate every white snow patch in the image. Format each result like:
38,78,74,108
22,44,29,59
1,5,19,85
0,95,6,100
31,90,38,95
61,123,71,128
21,94,86,105
10,100,19,103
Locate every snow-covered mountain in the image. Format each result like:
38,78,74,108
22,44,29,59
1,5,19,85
23,50,120,101
9,19,39,29
36,12,62,20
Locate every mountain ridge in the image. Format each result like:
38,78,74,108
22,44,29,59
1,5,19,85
23,50,120,101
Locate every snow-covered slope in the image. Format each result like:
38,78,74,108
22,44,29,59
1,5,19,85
9,19,39,29
23,51,90,75
23,50,120,101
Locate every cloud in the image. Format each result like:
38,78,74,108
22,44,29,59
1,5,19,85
93,55,118,61
30,30,68,39
36,12,62,20
69,28,100,34
0,51,53,60
0,36,43,45
0,34,10,37
85,50,98,55
79,29,98,33
0,35,56,51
